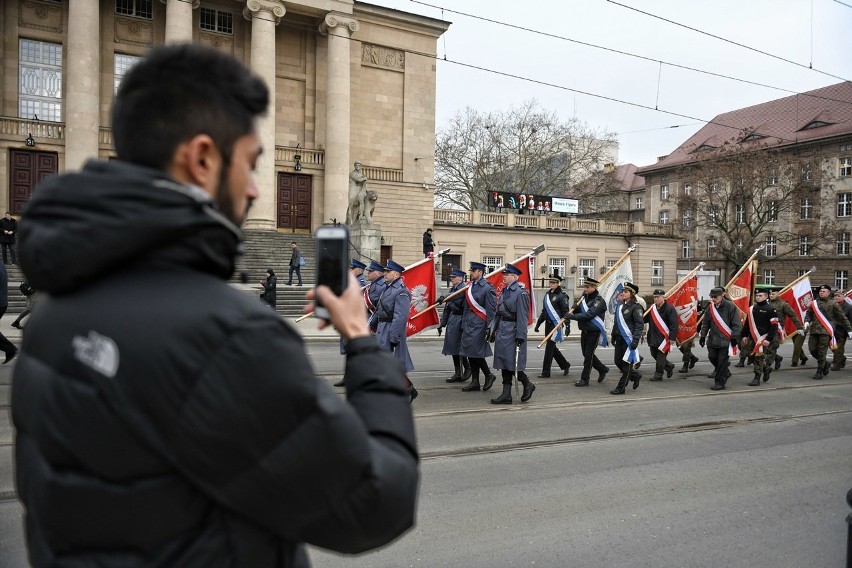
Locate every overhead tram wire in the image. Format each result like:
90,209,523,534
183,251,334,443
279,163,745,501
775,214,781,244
605,0,851,83
409,0,852,108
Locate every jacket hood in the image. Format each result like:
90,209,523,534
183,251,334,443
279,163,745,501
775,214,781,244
18,159,243,295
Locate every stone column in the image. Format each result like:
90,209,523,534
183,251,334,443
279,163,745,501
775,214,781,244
160,0,198,44
64,0,99,171
243,0,285,231
319,12,359,225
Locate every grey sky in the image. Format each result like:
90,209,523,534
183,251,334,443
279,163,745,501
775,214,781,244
367,0,852,168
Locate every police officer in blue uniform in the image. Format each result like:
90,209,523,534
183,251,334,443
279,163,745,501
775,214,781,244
351,259,367,287
438,268,471,382
490,264,535,404
459,261,498,392
375,260,417,403
335,260,386,388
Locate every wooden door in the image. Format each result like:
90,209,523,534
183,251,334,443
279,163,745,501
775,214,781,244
9,149,58,214
277,172,312,232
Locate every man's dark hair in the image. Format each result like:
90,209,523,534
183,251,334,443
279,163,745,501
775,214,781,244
112,44,268,171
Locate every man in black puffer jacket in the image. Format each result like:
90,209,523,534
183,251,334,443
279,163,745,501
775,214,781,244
12,44,419,568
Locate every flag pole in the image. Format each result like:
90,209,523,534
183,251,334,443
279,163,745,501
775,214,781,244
538,244,636,349
297,248,451,322
643,262,705,317
411,244,545,321
777,265,816,295
724,246,763,290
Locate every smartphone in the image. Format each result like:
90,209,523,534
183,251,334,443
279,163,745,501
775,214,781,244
314,225,350,320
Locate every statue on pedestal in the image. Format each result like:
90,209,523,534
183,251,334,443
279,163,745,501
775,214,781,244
346,161,377,225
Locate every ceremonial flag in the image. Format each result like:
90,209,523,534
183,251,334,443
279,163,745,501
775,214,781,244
670,276,699,344
727,260,754,318
404,257,439,336
780,276,812,338
598,258,634,339
487,256,536,326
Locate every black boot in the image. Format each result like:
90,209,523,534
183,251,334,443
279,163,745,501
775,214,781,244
333,378,345,387
763,367,771,383
462,376,481,391
678,363,689,373
483,373,497,392
689,355,699,368
462,357,472,381
562,363,571,375
491,384,512,404
748,373,760,386
610,386,626,395
537,370,551,378
519,373,536,402
774,355,782,370
446,355,464,383
734,357,746,368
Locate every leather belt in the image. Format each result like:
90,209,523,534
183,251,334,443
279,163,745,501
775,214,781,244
378,317,393,322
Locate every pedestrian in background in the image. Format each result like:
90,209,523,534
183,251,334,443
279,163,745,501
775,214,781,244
287,240,303,286
0,262,18,363
422,227,434,258
0,212,17,265
260,267,277,309
438,268,471,383
10,280,36,330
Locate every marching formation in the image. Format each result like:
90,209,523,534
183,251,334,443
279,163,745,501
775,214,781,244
344,245,852,406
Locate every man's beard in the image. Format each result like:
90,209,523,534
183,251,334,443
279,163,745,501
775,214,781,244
215,167,252,226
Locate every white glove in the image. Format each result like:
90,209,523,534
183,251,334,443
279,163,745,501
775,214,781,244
797,329,805,337
848,331,852,340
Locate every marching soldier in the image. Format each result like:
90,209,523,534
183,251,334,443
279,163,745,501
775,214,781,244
610,282,645,394
805,284,852,380
375,260,418,403
645,288,678,382
832,291,852,370
740,286,779,386
490,264,534,404
700,287,743,391
459,261,498,392
534,275,571,378
769,286,805,369
565,277,609,387
678,337,700,373
350,259,367,287
438,268,472,383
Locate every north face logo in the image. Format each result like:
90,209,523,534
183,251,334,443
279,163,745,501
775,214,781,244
72,331,120,378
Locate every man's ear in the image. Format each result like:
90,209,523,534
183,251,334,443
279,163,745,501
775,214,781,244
171,134,221,195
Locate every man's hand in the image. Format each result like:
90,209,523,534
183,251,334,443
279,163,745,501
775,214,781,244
306,271,370,339
699,336,706,347
797,329,806,336
437,295,445,304
516,338,524,346
731,338,738,349
534,325,541,333
437,326,443,336
629,341,639,350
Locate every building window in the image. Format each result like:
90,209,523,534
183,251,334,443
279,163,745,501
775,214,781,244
841,144,852,152
836,270,849,291
708,206,719,224
797,269,809,278
116,0,153,18
651,261,663,285
838,193,852,217
548,257,566,278
200,7,233,34
659,210,669,224
763,269,776,286
838,232,850,256
634,196,642,209
799,235,811,256
800,197,813,220
767,201,778,222
767,171,778,185
683,183,692,196
682,240,691,259
840,157,852,177
707,238,717,257
578,258,595,286
801,165,812,181
765,235,777,257
735,204,746,225
682,209,692,228
660,185,669,200
18,39,63,122
482,256,503,274
114,53,141,94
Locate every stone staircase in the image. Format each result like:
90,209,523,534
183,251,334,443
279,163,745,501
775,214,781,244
4,264,31,314
231,230,316,317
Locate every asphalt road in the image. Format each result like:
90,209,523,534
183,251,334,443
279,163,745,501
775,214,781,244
2,336,851,567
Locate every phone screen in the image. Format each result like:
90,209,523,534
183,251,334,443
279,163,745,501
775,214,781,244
315,226,349,319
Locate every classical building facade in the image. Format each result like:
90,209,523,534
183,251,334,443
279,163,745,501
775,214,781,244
0,0,449,261
638,82,852,292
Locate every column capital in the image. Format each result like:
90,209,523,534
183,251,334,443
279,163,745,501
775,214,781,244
319,12,359,36
242,0,286,25
159,0,200,7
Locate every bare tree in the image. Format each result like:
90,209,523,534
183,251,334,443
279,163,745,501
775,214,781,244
434,100,616,211
675,135,836,271
568,167,631,220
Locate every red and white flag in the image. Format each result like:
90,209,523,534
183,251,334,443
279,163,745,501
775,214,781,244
486,256,536,326
670,276,699,344
728,260,754,320
404,257,439,337
780,276,812,339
